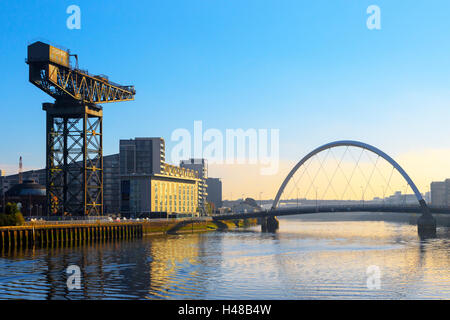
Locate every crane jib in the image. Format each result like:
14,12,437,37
27,41,136,105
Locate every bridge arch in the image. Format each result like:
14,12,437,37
271,140,427,211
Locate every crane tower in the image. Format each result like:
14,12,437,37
26,41,135,216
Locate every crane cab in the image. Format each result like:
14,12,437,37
27,41,70,68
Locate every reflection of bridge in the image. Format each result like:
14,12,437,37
216,140,438,237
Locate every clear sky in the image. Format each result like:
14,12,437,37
1,1,450,199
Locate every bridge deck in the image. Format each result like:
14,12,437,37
213,205,450,221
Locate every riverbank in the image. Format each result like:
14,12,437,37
0,218,259,249
141,217,258,236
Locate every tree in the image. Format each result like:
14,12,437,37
5,202,20,215
205,202,215,215
0,202,25,226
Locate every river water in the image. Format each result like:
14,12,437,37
0,213,449,300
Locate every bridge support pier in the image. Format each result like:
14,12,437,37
261,216,279,232
417,214,436,238
417,200,436,238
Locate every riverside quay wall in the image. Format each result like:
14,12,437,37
0,218,258,249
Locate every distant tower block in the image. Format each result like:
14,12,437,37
19,156,23,184
26,41,135,216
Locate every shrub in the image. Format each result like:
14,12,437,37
13,212,25,225
4,202,20,215
0,202,25,226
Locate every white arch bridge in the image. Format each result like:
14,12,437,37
214,140,439,237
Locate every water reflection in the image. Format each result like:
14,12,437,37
0,215,448,299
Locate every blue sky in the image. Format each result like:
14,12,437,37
1,0,450,182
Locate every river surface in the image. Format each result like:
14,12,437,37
0,213,449,300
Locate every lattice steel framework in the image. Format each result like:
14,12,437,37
45,103,103,216
30,62,135,104
26,41,135,216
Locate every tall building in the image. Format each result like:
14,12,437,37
120,138,165,175
119,138,200,217
206,177,222,210
180,159,208,214
103,154,120,214
430,180,447,206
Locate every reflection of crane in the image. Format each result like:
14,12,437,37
26,41,136,216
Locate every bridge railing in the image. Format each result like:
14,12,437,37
214,203,450,220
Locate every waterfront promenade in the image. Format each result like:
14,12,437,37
0,217,258,249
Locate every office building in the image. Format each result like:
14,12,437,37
120,137,165,175
120,138,200,217
180,159,208,214
206,177,222,210
430,180,450,207
430,179,449,207
103,154,120,214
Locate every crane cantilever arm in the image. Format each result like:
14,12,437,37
27,61,135,104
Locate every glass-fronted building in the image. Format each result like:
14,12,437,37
180,159,208,215
119,138,200,217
